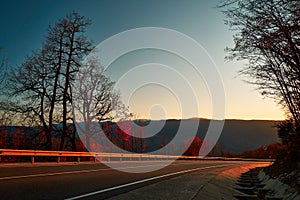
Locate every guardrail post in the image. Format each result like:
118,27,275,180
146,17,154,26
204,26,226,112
31,156,34,164
94,154,99,162
57,157,60,163
77,157,80,163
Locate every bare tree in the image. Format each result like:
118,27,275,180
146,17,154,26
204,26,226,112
0,48,7,90
73,55,131,151
219,0,300,159
220,0,300,123
2,51,57,149
0,49,13,127
51,12,93,151
0,12,132,152
0,12,93,151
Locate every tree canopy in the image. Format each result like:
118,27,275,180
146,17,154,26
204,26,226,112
220,0,300,125
220,0,300,160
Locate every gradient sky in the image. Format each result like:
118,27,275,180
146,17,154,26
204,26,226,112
0,0,285,120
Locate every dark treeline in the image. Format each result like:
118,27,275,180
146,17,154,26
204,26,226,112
0,119,279,159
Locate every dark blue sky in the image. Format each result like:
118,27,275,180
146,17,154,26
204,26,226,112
0,0,223,66
0,0,284,120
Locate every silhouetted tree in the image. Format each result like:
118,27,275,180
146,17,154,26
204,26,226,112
5,51,58,149
0,12,132,152
0,12,93,151
73,55,131,150
276,118,299,161
52,12,93,151
0,49,12,126
220,0,300,159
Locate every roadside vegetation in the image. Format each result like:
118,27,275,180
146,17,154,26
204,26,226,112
219,0,300,190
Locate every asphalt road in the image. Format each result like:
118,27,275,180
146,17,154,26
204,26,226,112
0,160,262,200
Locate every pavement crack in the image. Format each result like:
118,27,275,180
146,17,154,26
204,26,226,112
190,174,217,200
190,184,205,200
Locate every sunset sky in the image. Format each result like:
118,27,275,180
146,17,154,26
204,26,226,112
0,0,285,120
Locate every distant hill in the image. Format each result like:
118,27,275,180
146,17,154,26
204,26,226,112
0,119,280,155
217,119,280,153
133,119,280,154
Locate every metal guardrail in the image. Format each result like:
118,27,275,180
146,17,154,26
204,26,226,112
0,149,275,164
0,149,205,164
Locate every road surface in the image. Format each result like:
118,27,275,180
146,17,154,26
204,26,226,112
0,160,269,200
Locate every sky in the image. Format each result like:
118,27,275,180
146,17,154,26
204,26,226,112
0,0,285,120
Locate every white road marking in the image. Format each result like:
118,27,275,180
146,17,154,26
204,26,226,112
65,164,231,200
0,161,222,181
0,163,168,181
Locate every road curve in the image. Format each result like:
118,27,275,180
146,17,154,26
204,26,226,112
0,160,268,200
